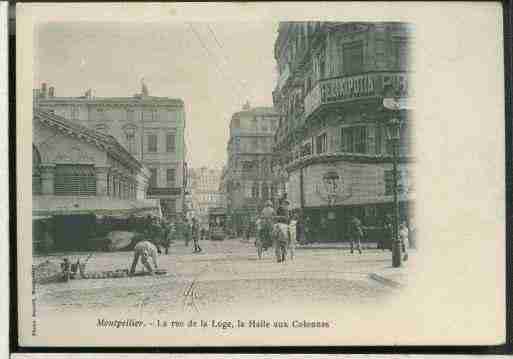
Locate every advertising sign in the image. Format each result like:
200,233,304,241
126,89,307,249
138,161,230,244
304,72,409,117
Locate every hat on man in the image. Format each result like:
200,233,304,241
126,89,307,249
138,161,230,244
265,200,273,207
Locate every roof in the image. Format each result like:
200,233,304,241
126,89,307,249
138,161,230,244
37,95,184,107
231,106,279,119
34,108,143,170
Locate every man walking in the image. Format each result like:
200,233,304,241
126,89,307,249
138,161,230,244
130,240,159,275
184,220,191,247
260,200,275,249
163,221,175,255
304,216,311,244
349,216,364,254
289,213,298,260
192,218,202,253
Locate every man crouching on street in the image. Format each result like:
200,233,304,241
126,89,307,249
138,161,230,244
130,240,159,276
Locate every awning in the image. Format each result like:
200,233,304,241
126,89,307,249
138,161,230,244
32,196,161,218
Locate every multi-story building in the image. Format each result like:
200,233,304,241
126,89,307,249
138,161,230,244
272,22,414,242
188,166,224,227
222,102,281,234
34,82,187,220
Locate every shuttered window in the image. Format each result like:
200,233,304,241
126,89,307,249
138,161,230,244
147,134,157,153
149,168,158,188
339,126,367,154
343,41,364,75
166,133,176,153
54,165,96,196
316,133,327,154
166,168,176,187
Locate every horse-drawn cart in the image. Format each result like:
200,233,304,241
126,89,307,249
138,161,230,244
255,216,296,262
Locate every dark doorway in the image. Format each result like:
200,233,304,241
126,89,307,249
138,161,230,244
52,214,96,251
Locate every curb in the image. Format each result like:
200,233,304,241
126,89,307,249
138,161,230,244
368,273,403,288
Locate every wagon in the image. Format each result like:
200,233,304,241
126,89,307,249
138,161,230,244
208,207,227,241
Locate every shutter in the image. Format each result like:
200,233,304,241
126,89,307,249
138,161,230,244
54,165,96,196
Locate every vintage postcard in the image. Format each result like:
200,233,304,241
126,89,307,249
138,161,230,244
16,2,505,347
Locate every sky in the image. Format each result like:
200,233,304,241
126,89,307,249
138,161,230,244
34,21,279,169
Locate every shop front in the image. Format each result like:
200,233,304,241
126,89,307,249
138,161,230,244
287,154,414,243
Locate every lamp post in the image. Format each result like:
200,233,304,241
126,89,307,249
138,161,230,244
385,117,403,268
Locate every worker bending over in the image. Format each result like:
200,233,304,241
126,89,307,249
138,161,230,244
130,240,159,275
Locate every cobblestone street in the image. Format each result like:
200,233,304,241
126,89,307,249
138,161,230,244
34,238,414,318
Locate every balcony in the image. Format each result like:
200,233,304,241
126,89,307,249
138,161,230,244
147,187,182,197
304,71,409,118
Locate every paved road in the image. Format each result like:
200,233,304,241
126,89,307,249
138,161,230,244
35,238,408,318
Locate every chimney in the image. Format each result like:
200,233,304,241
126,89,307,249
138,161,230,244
41,83,47,99
48,86,55,98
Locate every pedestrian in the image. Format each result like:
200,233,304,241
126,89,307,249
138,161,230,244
382,215,393,251
260,200,275,249
304,216,311,244
349,216,363,254
129,240,159,275
146,216,163,254
320,216,328,242
163,221,175,255
192,218,202,253
409,221,416,249
276,197,290,220
245,220,251,241
289,214,298,260
184,220,191,247
399,221,409,261
272,214,290,263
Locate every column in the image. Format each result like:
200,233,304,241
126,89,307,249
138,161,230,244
112,176,118,198
40,164,55,195
95,166,110,196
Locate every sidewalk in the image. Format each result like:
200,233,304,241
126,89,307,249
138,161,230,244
296,242,380,250
368,251,416,288
238,237,381,250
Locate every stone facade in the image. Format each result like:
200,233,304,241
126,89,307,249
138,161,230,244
189,167,224,227
221,103,282,234
272,22,414,241
34,83,187,219
33,109,150,201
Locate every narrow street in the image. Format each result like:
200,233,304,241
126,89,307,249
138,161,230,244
35,238,411,319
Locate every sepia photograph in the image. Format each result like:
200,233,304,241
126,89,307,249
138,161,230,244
16,2,505,347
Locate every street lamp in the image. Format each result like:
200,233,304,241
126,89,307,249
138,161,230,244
385,117,403,268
